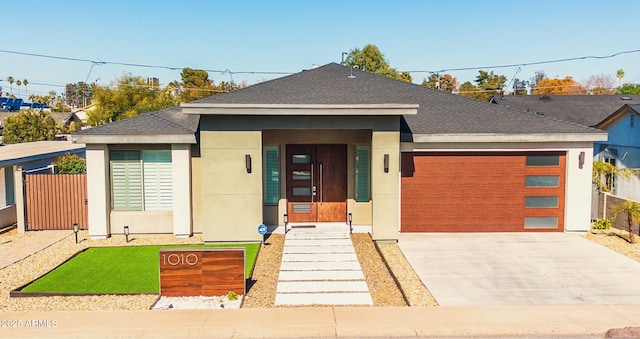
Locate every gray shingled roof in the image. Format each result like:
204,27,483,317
74,105,199,136
74,63,605,140
196,63,603,136
490,94,640,127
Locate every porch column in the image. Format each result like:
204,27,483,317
14,166,25,234
172,144,192,237
86,144,110,239
371,130,400,241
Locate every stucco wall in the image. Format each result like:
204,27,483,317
110,210,173,234
200,130,263,242
86,144,110,239
401,141,595,233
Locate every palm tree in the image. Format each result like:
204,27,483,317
617,69,625,88
15,80,21,98
23,79,28,97
7,76,14,95
611,199,640,244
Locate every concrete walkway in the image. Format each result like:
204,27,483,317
0,230,72,270
275,224,373,306
1,305,640,338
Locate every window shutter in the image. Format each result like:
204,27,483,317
355,146,371,202
111,151,142,210
263,146,279,205
142,150,173,210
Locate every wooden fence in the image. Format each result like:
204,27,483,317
598,192,640,234
24,174,88,231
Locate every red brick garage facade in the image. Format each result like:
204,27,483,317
400,152,566,232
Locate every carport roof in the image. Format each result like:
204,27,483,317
73,63,606,143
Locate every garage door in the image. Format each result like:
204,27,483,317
401,152,565,232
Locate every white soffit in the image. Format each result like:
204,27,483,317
180,103,418,115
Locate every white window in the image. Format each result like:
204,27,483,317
111,150,172,211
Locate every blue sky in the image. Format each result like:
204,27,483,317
1,0,639,98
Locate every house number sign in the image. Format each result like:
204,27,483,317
161,253,199,266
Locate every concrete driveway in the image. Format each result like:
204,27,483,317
397,232,640,306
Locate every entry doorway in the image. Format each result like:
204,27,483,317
286,144,347,222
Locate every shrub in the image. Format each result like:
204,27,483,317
54,153,86,174
593,218,612,230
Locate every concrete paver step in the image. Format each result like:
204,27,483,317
275,292,373,306
281,253,359,262
284,238,353,246
277,280,369,293
278,269,365,281
280,260,362,271
283,245,355,254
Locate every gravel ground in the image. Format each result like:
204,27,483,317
152,295,242,310
1,228,435,310
585,227,640,263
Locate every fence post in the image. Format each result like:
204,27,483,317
14,167,26,234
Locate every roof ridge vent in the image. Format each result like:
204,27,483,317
621,96,632,100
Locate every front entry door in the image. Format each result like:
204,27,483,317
286,144,347,222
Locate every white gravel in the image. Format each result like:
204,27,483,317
152,295,243,310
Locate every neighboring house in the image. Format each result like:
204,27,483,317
74,63,606,242
490,95,640,201
0,140,86,229
0,111,82,135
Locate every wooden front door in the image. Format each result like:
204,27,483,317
286,144,347,222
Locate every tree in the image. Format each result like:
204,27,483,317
585,74,615,95
54,153,86,174
592,161,639,193
15,80,21,98
611,199,640,244
513,78,528,95
22,79,28,97
458,70,507,101
529,70,546,90
1,109,57,144
619,83,640,95
345,44,412,83
617,69,625,88
531,76,587,95
422,73,458,93
7,76,13,95
89,74,177,125
65,82,92,108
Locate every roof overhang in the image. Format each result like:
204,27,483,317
73,134,197,145
181,103,418,116
0,141,86,167
411,132,608,143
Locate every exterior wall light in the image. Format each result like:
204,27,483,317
73,223,79,244
245,154,252,173
384,154,389,173
578,151,585,169
124,225,130,243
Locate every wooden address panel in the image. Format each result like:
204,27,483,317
159,248,245,297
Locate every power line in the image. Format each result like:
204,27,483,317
404,49,640,74
0,49,294,76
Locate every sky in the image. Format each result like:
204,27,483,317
1,0,639,99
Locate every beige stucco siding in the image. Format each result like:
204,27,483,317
200,131,263,242
371,131,401,240
86,144,110,239
110,211,173,234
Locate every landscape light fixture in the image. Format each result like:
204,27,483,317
73,223,79,244
283,214,288,233
245,154,252,173
124,225,130,243
348,213,353,234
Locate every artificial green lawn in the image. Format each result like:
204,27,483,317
21,244,259,294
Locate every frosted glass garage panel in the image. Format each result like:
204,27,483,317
524,217,558,229
525,176,559,187
525,196,559,208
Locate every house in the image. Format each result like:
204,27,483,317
0,140,86,230
73,63,606,242
490,95,640,201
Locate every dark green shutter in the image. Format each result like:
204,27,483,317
355,146,370,202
